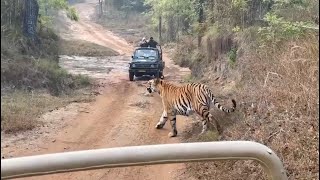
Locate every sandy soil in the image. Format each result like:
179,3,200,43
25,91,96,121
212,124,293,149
1,0,194,179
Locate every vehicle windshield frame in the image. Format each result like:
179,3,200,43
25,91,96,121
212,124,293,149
133,49,159,61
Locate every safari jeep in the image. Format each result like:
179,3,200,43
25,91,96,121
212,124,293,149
128,46,165,81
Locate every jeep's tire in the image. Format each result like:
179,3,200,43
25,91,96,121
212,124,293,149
154,72,160,79
129,72,134,81
159,71,164,79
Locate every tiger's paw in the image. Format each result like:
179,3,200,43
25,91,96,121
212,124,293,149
155,123,165,129
199,131,205,136
168,131,177,137
199,129,208,136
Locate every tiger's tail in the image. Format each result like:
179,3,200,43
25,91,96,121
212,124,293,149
207,89,236,113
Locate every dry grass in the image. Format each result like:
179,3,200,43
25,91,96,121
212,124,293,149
232,34,319,180
59,39,119,56
1,89,94,133
179,33,319,179
173,37,198,68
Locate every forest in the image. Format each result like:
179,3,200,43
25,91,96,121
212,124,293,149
1,0,319,179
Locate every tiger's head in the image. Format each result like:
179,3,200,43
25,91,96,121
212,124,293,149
146,78,163,93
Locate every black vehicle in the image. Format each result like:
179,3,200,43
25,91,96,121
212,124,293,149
128,46,165,81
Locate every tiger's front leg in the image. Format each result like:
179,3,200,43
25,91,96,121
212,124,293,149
155,110,167,129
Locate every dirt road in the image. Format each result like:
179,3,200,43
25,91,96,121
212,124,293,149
2,0,193,179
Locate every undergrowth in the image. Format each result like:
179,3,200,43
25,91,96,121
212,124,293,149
1,26,94,133
1,26,95,92
173,11,319,180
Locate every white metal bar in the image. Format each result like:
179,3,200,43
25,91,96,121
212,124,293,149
1,141,288,180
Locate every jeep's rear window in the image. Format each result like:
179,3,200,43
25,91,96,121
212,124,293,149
134,49,158,60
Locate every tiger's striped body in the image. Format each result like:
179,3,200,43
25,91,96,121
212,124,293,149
147,78,236,137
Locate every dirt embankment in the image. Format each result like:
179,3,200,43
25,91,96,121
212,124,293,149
1,0,193,180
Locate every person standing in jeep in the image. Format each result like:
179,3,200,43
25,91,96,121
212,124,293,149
139,37,149,47
147,37,158,48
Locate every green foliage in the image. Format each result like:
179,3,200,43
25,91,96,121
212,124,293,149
73,74,91,87
35,59,70,95
38,0,79,29
258,12,315,44
227,47,237,67
227,48,237,63
231,0,249,11
232,25,241,32
264,0,319,23
39,15,53,29
46,0,69,9
35,59,91,96
204,24,220,38
67,7,79,21
144,0,196,41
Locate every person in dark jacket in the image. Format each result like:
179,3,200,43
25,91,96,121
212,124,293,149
147,37,158,48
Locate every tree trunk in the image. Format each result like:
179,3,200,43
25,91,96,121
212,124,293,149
23,0,39,41
209,0,215,24
98,0,103,17
167,17,175,42
197,0,204,48
158,15,162,44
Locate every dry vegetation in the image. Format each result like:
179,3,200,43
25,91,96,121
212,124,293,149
179,32,319,180
1,89,94,133
173,24,319,180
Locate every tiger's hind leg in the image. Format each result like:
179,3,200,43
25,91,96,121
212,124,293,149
168,113,178,137
199,109,222,135
200,117,209,135
155,110,168,129
197,106,210,135
208,114,222,134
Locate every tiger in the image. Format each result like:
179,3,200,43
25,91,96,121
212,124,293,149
146,78,236,137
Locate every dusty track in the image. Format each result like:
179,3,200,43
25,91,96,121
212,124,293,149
2,0,193,180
